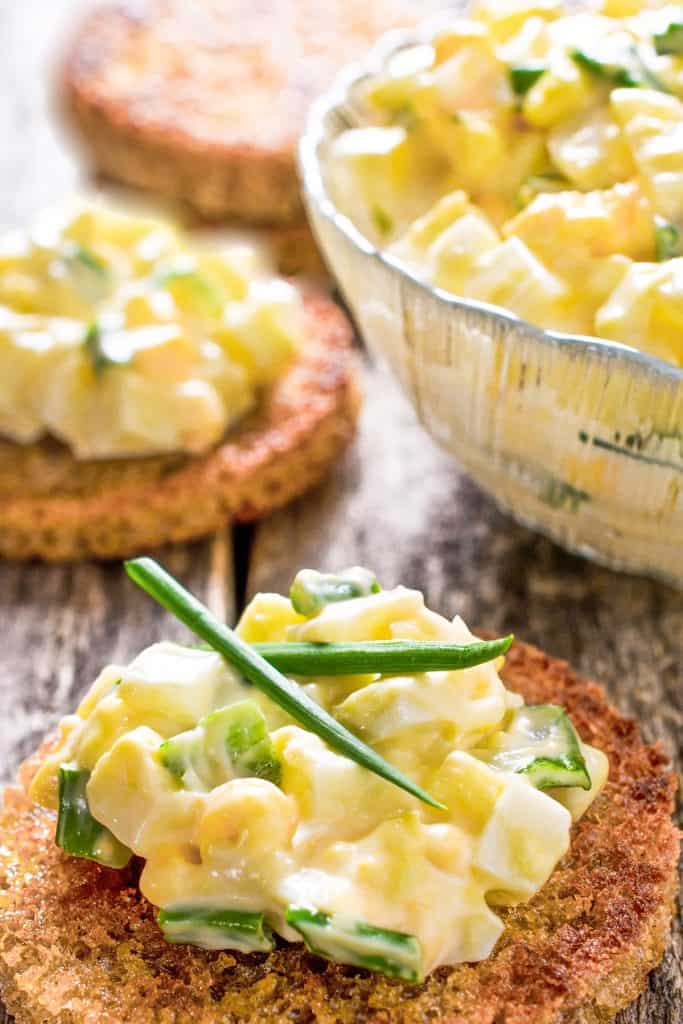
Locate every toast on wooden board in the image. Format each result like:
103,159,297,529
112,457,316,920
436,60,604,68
0,292,360,561
0,639,678,1024
61,0,426,226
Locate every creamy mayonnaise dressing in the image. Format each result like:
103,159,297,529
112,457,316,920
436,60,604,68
0,202,303,458
330,0,683,365
31,580,608,978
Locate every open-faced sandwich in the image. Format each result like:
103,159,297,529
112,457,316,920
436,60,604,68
61,0,426,227
0,560,678,1022
0,202,359,559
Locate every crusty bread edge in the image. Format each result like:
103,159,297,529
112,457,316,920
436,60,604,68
60,6,304,227
0,294,360,560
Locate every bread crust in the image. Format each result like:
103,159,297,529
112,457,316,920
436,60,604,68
0,640,679,1023
0,293,360,560
61,0,423,225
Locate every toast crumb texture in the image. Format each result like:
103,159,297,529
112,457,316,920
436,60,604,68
0,640,678,1023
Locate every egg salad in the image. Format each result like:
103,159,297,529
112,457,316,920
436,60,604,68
330,0,683,366
30,568,608,982
0,202,303,458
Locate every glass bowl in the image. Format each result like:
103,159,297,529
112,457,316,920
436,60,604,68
298,24,683,590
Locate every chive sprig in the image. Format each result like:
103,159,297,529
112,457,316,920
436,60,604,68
125,557,447,810
253,637,512,676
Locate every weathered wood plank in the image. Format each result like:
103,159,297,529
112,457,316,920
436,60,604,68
0,0,237,796
0,533,236,788
0,0,88,221
248,365,683,1023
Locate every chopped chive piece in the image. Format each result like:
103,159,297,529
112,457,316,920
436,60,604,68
655,216,682,260
483,704,591,790
83,323,107,375
653,21,683,56
158,906,274,952
371,206,394,237
83,322,130,376
251,636,513,676
290,568,381,617
570,43,667,91
159,699,281,789
509,63,546,95
570,46,637,85
67,244,108,277
156,266,224,316
56,764,132,868
515,172,569,210
287,907,423,983
396,101,419,131
64,243,111,303
125,558,445,810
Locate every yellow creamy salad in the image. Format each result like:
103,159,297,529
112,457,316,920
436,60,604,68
0,201,303,458
330,0,683,366
31,568,608,982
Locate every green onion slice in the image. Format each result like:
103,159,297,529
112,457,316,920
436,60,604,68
287,907,423,983
509,63,547,95
56,764,132,868
655,216,682,261
83,322,130,376
571,43,668,91
481,704,591,790
371,206,394,237
158,906,274,952
653,21,683,56
290,567,381,617
155,265,224,317
515,172,568,210
159,699,281,789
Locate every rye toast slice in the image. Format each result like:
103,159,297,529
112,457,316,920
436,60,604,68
0,640,678,1023
0,292,360,560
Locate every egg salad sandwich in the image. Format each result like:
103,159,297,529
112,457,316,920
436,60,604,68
0,201,359,559
0,560,678,1022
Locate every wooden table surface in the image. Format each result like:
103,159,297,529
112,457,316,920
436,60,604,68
1,2,682,1021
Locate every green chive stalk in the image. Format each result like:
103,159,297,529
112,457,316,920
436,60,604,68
252,637,512,676
125,557,445,810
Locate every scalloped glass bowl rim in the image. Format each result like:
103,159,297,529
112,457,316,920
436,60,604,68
298,21,683,386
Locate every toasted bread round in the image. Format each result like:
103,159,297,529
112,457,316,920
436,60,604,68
0,293,360,561
0,641,678,1023
61,0,424,225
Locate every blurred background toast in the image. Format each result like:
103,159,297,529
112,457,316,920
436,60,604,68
61,0,429,232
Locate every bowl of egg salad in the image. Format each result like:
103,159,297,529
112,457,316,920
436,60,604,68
299,0,683,587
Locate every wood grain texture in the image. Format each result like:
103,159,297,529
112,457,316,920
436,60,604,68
0,1,681,1023
0,535,235,788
